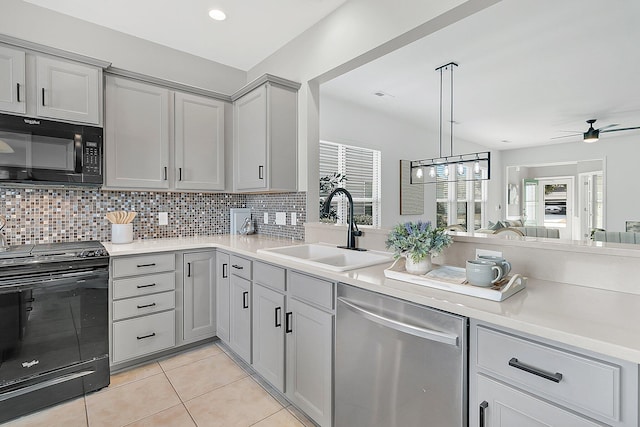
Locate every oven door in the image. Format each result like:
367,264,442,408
0,267,108,387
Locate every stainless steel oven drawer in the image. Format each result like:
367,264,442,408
112,253,175,278
112,310,175,363
112,272,176,299
112,291,175,321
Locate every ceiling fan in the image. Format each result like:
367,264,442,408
552,119,640,143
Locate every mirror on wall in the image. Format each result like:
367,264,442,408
318,0,640,247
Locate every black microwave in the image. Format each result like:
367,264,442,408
0,113,103,186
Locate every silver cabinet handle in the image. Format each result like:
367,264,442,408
338,297,459,346
163,167,168,180
508,357,563,383
41,88,45,106
16,83,21,102
179,167,182,181
258,165,264,180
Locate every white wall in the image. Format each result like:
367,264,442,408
1,0,246,94
500,135,640,232
320,94,500,226
247,0,502,220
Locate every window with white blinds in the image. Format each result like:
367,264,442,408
319,140,381,226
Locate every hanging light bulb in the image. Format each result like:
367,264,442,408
416,168,423,179
473,158,481,174
428,166,436,178
443,164,449,177
457,156,465,175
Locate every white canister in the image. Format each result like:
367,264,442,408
111,223,133,244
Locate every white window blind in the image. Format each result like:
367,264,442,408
319,140,381,226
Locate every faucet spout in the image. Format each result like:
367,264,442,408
322,188,365,251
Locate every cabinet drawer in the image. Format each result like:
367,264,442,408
112,253,175,278
289,271,334,310
254,261,285,292
113,291,175,321
112,310,175,363
475,325,622,421
112,272,176,300
230,255,252,280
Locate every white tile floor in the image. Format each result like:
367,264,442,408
3,343,314,427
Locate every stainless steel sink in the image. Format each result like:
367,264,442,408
257,243,393,272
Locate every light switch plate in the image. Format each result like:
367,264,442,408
158,212,168,226
476,249,502,258
275,212,286,225
291,212,297,226
264,212,269,224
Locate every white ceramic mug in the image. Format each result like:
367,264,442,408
112,223,133,244
466,259,503,287
478,255,511,277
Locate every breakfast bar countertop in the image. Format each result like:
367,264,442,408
102,235,640,365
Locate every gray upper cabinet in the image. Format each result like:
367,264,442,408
182,251,216,342
233,81,298,192
105,75,170,189
105,75,226,191
0,45,26,114
174,92,225,191
36,56,100,125
0,43,103,124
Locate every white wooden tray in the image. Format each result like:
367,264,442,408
384,258,526,302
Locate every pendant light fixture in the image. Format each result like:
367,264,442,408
410,62,490,184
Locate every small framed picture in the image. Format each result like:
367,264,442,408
625,221,640,232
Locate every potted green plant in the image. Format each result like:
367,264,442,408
386,220,453,274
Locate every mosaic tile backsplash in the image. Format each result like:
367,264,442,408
0,187,306,245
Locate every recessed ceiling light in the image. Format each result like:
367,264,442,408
208,9,226,21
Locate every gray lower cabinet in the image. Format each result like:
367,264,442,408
111,253,177,365
228,255,252,363
215,251,231,344
470,320,639,427
252,282,285,391
285,271,334,427
182,251,216,342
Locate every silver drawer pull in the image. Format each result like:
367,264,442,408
137,302,156,309
508,357,563,383
232,264,244,270
137,263,156,268
136,283,156,289
137,332,156,340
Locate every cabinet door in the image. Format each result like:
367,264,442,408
216,252,230,343
183,251,216,342
252,283,285,391
234,85,267,191
229,274,252,363
36,56,100,124
475,375,601,427
286,298,333,427
174,92,225,190
0,46,26,114
105,76,170,189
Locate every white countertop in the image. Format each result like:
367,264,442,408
103,235,640,364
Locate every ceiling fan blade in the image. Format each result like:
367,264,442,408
550,133,581,140
601,126,640,133
597,124,619,131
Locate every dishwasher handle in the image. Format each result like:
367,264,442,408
338,297,459,347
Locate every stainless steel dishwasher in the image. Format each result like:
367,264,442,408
335,283,468,427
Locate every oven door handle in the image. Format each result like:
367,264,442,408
0,268,109,293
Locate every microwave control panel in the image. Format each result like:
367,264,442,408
84,141,101,174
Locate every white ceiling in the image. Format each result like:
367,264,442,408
320,0,640,150
23,0,347,70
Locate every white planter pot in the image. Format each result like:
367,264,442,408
404,255,432,275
